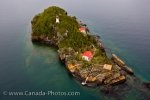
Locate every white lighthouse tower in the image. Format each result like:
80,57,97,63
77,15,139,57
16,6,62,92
56,16,60,23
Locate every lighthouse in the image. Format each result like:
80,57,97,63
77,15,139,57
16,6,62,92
56,16,60,23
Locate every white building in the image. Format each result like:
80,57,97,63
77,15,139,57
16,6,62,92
56,16,60,23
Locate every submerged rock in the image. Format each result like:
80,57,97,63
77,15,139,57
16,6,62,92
143,82,150,89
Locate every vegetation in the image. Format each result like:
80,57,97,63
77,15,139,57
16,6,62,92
32,7,95,50
31,6,112,65
31,6,131,86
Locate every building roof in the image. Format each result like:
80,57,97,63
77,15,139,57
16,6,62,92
79,27,86,31
82,51,93,59
103,64,112,70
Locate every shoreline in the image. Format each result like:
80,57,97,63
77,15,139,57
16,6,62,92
31,30,150,93
31,6,150,93
57,33,134,86
31,23,134,87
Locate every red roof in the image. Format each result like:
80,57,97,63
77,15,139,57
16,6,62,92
82,51,93,60
79,27,86,31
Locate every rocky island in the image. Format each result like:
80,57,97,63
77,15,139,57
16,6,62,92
31,6,134,87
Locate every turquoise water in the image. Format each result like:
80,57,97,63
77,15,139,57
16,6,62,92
0,0,150,100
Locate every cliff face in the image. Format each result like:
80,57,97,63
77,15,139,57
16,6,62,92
31,6,127,86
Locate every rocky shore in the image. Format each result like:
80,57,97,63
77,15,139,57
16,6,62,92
31,6,150,93
57,38,134,87
32,21,134,87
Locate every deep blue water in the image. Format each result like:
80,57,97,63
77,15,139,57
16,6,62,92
0,0,150,100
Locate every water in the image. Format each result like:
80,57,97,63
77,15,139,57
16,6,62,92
0,0,150,100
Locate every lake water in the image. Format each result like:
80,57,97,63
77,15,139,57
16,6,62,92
0,0,150,100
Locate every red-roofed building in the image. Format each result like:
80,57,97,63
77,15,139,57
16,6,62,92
82,51,93,61
79,27,86,34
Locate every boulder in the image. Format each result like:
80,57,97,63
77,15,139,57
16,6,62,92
67,64,76,73
111,54,125,67
110,75,126,85
123,66,134,75
87,76,97,82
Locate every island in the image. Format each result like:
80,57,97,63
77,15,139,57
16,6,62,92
30,7,150,93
